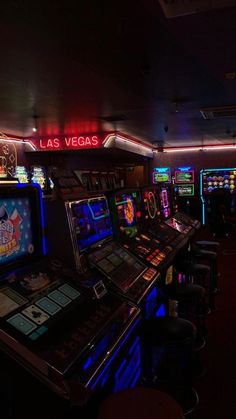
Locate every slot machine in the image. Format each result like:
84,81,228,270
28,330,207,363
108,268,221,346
173,167,200,229
108,188,175,273
141,185,188,251
200,167,236,225
0,183,141,406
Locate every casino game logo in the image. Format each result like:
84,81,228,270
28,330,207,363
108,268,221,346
0,205,22,257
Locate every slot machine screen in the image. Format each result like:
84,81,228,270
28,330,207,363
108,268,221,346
0,185,44,273
175,170,194,184
159,187,171,219
142,187,160,222
70,197,113,252
114,190,142,237
202,168,236,194
177,184,194,197
153,167,171,184
31,166,47,190
14,166,29,184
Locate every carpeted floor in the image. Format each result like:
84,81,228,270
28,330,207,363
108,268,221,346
193,227,236,419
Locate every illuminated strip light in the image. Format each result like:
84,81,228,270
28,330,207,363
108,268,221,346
0,136,36,151
158,144,236,153
103,133,153,154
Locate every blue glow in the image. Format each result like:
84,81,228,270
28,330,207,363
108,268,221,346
71,197,113,251
153,167,170,173
37,185,47,255
129,336,140,355
177,166,192,171
83,356,92,371
155,303,166,317
130,368,141,389
145,287,158,318
115,359,127,379
90,318,140,389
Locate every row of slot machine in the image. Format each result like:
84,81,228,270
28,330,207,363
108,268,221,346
10,166,120,196
0,173,200,412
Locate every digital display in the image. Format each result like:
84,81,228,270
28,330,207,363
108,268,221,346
165,218,187,233
175,170,194,184
177,184,194,197
0,197,34,266
71,197,113,251
153,167,171,184
159,187,171,219
14,166,29,184
115,191,142,237
202,168,236,194
142,188,160,222
31,166,47,190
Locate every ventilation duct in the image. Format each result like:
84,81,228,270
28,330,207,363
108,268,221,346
200,105,236,119
158,0,236,18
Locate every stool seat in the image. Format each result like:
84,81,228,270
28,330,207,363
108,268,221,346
141,317,196,346
176,261,210,276
192,248,217,260
98,387,184,419
195,240,220,249
164,283,205,299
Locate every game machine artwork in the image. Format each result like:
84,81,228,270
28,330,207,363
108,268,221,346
14,166,30,184
152,167,171,185
200,167,236,225
0,183,141,405
30,166,48,193
173,167,200,229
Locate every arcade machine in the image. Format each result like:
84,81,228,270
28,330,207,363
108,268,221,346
0,183,141,406
173,167,200,229
157,180,194,239
30,165,52,196
108,188,175,273
14,165,30,184
152,168,189,250
200,167,236,225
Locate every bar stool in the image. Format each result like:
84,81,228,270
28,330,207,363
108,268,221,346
97,387,184,419
140,317,199,415
162,282,208,344
174,259,215,311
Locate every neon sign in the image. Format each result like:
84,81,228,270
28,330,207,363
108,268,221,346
29,135,102,151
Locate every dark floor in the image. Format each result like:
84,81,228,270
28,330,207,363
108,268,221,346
192,226,236,419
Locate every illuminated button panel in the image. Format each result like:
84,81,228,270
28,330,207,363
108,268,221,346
143,268,157,281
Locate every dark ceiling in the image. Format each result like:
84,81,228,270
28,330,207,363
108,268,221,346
1,0,236,146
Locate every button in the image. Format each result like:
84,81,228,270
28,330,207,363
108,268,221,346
36,297,61,315
48,290,71,307
58,284,80,300
7,313,37,335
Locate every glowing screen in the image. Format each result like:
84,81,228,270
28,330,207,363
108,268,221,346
153,167,171,184
115,191,142,237
159,188,171,219
202,168,236,194
0,197,34,266
14,166,29,184
71,197,113,251
175,170,194,184
31,166,47,190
